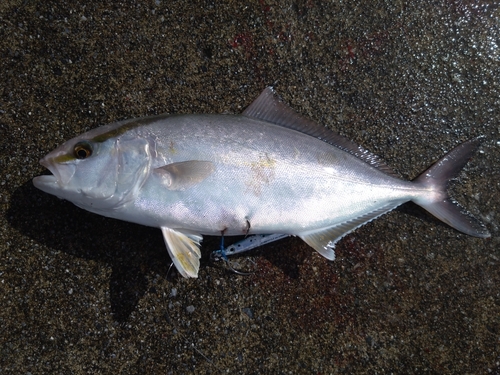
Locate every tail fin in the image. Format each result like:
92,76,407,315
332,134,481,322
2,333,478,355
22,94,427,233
413,137,490,238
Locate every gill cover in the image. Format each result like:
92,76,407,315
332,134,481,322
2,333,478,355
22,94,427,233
78,136,152,210
35,133,152,213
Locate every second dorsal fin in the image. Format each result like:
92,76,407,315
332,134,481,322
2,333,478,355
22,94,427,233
243,87,398,177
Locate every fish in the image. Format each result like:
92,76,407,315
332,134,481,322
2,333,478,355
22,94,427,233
33,87,490,278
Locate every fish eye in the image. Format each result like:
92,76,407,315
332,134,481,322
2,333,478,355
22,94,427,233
73,142,93,159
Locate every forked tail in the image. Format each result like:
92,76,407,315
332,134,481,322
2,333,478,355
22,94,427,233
413,137,490,238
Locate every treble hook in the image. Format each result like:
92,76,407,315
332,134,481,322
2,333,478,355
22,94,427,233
211,230,254,276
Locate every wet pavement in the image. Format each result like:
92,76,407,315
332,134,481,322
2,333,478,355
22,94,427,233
1,1,499,373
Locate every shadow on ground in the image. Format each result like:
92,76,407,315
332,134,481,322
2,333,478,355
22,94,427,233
8,181,174,322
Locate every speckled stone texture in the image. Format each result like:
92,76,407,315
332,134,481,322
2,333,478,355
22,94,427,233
1,1,499,374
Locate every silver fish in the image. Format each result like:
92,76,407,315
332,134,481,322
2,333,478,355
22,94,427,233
33,87,490,277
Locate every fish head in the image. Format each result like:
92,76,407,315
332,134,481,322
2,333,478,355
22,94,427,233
33,125,152,212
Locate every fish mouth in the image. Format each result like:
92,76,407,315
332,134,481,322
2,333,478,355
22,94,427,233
33,158,61,192
40,157,54,172
41,157,61,179
34,155,77,190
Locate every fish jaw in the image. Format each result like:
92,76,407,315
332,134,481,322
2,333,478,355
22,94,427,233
33,155,77,199
33,174,59,195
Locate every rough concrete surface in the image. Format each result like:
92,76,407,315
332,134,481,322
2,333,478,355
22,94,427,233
1,1,499,374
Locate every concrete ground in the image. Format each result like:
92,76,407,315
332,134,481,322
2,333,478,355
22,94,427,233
1,1,499,373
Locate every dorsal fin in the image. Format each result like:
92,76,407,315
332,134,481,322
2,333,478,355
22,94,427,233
243,87,398,177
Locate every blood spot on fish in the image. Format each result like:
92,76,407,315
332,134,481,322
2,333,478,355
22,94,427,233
243,219,251,235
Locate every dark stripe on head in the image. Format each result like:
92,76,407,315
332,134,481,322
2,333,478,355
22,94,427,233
91,113,172,143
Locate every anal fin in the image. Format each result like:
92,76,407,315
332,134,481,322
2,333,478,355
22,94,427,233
161,227,202,278
299,203,401,260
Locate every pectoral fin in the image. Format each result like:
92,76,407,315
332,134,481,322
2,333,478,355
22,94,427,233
299,203,400,260
155,160,215,190
161,227,202,278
